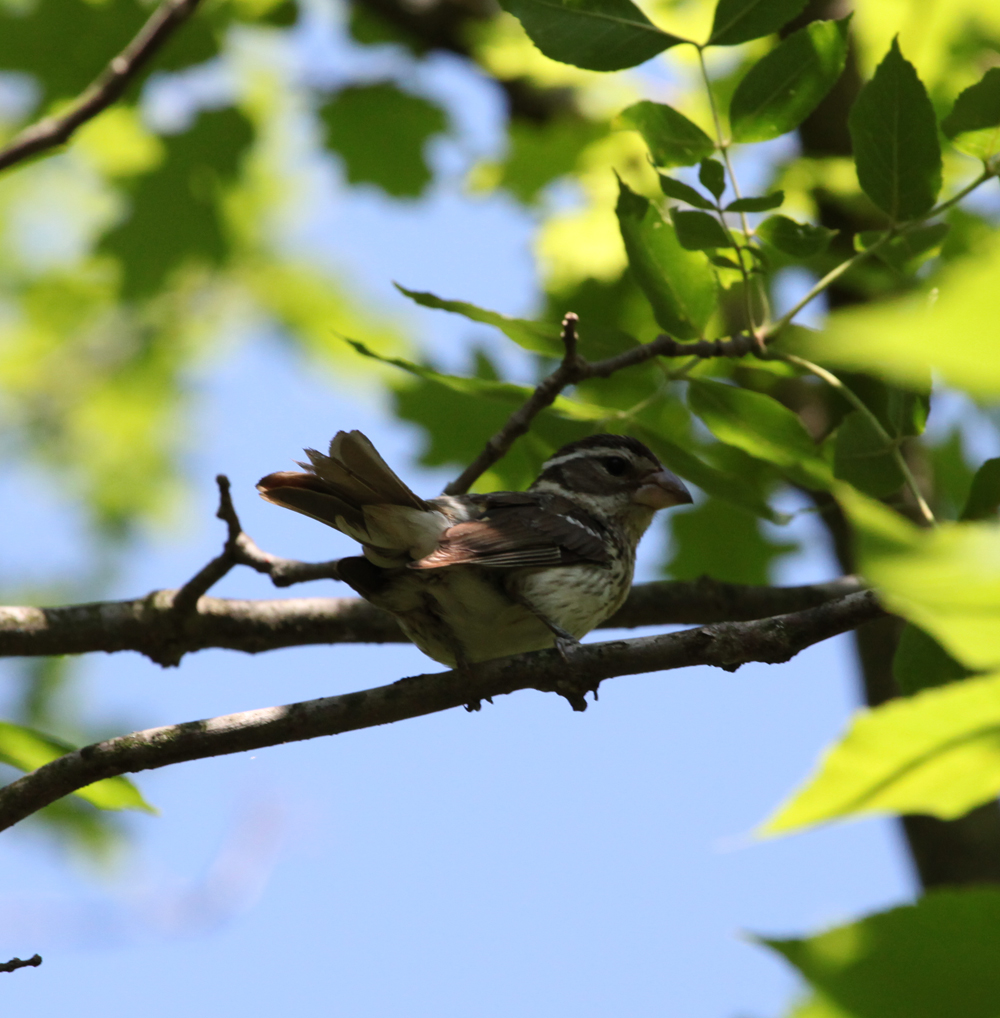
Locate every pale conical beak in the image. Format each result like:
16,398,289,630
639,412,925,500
631,469,693,509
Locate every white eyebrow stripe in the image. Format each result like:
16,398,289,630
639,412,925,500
541,449,637,470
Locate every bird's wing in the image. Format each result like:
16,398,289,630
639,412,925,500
410,494,610,570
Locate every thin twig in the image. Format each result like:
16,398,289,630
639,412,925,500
0,590,884,832
0,954,41,974
0,0,205,174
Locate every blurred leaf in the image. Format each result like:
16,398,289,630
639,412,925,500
893,622,976,695
320,83,448,198
760,889,1000,1017
101,107,253,298
839,485,1000,670
0,721,154,813
960,457,1000,521
930,427,975,521
616,101,715,168
499,0,685,72
667,498,796,584
763,670,1000,831
615,180,717,338
757,215,836,258
804,233,1000,396
395,285,562,355
730,18,850,143
941,67,1000,160
847,38,942,222
832,410,904,497
688,378,831,488
782,995,854,1018
725,191,784,212
855,223,950,273
698,158,726,199
670,208,731,250
658,173,715,209
708,0,809,46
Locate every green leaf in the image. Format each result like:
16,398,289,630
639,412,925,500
760,889,1000,1018
710,255,742,269
688,378,831,488
725,191,784,212
893,623,977,695
708,0,809,46
763,669,1000,830
757,215,836,258
670,208,732,250
729,18,850,143
856,223,950,272
698,158,726,199
394,285,562,355
499,0,685,72
961,458,1000,521
803,233,1000,396
832,410,904,497
839,485,1000,670
848,37,942,222
657,173,716,209
320,83,448,198
615,180,717,338
616,102,715,167
941,67,1000,160
0,721,154,814
667,498,796,584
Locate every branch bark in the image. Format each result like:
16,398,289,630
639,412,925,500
0,590,883,833
0,0,204,174
0,955,41,974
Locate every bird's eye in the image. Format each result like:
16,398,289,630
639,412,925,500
601,456,629,476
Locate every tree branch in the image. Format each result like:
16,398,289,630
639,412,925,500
0,0,204,174
0,955,41,974
0,590,883,833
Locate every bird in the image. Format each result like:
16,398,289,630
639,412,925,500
257,431,692,669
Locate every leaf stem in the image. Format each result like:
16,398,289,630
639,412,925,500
778,352,935,525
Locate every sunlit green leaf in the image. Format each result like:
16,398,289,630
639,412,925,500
941,67,1000,160
615,179,717,338
730,18,850,143
707,0,809,46
832,410,904,497
658,173,715,209
499,0,685,72
670,208,732,250
395,285,562,355
0,721,154,813
757,215,836,258
616,102,715,167
725,192,784,212
688,378,831,488
760,890,1000,1018
848,38,942,222
320,83,448,198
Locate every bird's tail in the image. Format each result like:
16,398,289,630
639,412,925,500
257,430,428,534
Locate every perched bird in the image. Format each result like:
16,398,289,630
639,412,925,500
257,431,692,668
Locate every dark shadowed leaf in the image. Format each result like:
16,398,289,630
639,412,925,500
395,285,562,355
833,410,904,497
616,102,715,167
710,255,742,269
100,107,253,298
320,83,448,198
725,191,784,212
730,18,850,142
615,180,717,337
757,215,836,258
760,889,1000,1018
499,0,685,72
670,209,732,250
658,173,716,209
960,458,1000,522
855,223,950,272
708,0,809,46
941,67,1000,160
698,158,726,199
848,38,942,222
0,721,154,813
893,623,977,695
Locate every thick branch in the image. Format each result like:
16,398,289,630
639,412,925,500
0,590,883,832
0,955,41,974
0,576,864,664
0,0,203,173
